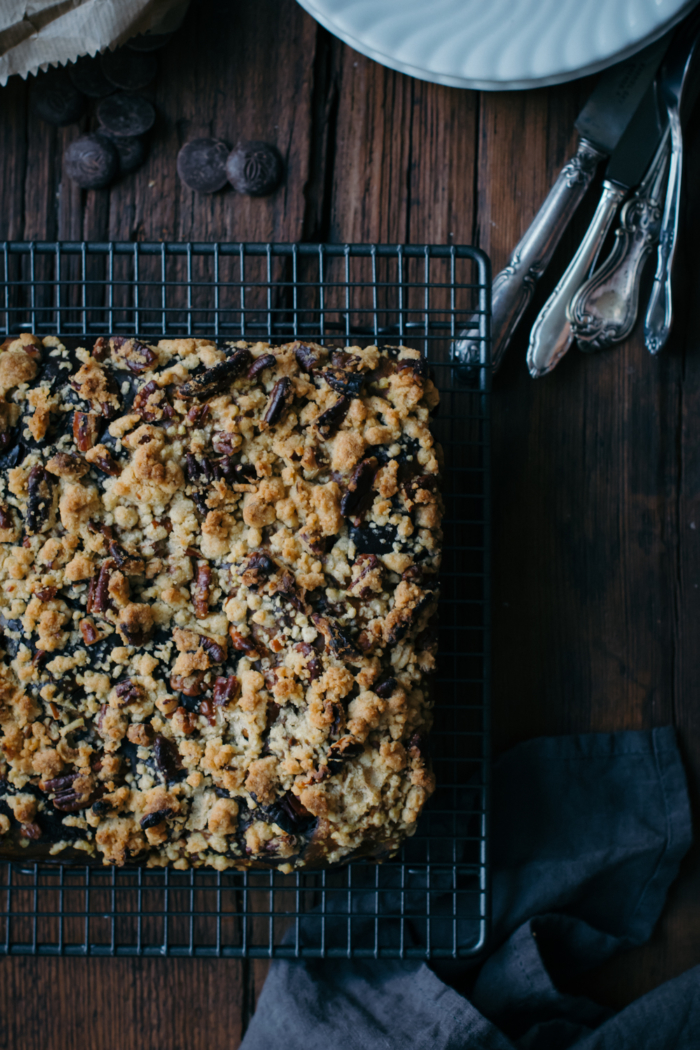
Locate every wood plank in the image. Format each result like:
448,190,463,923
0,957,246,1050
105,0,318,245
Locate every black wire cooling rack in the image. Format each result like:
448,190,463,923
0,241,491,959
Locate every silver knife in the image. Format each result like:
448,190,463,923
569,126,670,352
645,11,700,353
527,82,666,377
452,35,670,376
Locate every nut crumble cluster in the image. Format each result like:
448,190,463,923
0,333,442,870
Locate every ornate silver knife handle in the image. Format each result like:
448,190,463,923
645,108,682,354
527,181,627,377
570,132,670,352
452,138,605,374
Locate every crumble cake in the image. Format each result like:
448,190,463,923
0,334,442,870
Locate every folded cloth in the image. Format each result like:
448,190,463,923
241,728,694,1050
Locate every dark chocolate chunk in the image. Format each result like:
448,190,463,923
319,369,365,397
374,677,397,699
350,522,397,555
178,347,252,398
100,48,157,90
225,141,283,197
97,93,156,137
98,127,148,174
127,33,172,52
68,55,115,98
30,69,86,126
263,790,316,836
140,807,173,829
177,138,230,194
64,134,118,189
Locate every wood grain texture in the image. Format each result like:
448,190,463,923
0,0,698,1040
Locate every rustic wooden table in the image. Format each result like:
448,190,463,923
1,0,699,1045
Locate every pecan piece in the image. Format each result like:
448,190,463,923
133,379,168,421
90,449,122,476
228,628,258,655
114,678,141,705
41,772,79,794
26,466,54,534
108,541,144,575
79,618,100,645
241,552,275,589
201,637,226,663
153,734,184,784
340,456,378,520
87,560,116,616
261,376,292,429
114,338,158,374
46,452,89,479
212,431,238,455
397,356,429,379
92,337,110,361
170,671,207,697
20,823,42,840
310,613,359,662
198,698,217,726
314,395,350,437
185,402,210,427
0,505,12,530
35,586,57,602
213,675,239,706
73,411,102,451
294,344,322,372
294,642,322,681
192,563,212,619
178,347,252,399
247,353,276,380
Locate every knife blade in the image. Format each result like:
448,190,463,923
527,82,665,377
452,34,671,377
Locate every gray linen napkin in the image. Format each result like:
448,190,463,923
241,728,694,1050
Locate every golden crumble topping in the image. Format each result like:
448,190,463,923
0,335,441,871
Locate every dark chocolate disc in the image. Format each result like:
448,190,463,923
64,134,118,189
30,69,86,126
100,48,157,91
177,138,229,193
68,55,115,98
96,93,156,137
98,127,147,174
127,33,172,52
225,141,283,197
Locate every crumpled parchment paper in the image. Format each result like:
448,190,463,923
0,0,190,85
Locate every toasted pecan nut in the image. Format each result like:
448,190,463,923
73,411,102,452
179,347,252,399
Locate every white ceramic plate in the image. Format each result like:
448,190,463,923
297,0,698,90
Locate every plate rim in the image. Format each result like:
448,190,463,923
297,0,699,91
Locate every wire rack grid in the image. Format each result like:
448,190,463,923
0,241,491,959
